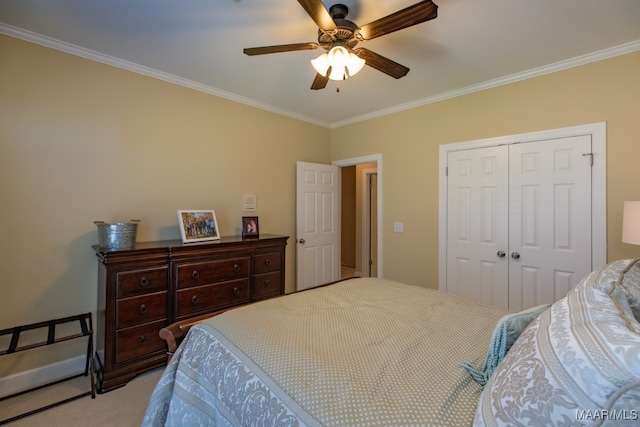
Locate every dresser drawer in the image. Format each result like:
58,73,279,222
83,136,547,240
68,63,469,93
253,271,282,298
116,291,167,329
115,320,166,364
176,278,249,318
253,253,281,275
116,267,168,298
175,257,250,289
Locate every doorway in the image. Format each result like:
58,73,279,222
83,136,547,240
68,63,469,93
295,155,383,290
334,154,383,279
340,164,378,278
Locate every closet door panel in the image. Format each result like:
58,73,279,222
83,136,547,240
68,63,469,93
446,146,509,309
508,135,592,310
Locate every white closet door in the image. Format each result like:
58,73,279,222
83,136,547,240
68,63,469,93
446,146,509,309
508,135,593,310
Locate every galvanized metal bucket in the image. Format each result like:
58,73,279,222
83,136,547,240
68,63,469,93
94,219,140,249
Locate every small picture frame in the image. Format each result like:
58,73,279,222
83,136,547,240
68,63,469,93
242,216,259,239
177,210,220,243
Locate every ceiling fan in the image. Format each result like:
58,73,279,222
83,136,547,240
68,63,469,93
243,0,438,90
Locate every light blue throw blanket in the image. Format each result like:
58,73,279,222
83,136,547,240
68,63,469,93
461,304,550,386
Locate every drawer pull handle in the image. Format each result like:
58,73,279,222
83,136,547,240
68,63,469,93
140,277,149,286
264,259,272,266
233,264,241,273
264,280,271,287
191,295,199,305
233,287,240,295
191,270,200,280
139,335,147,345
140,304,149,314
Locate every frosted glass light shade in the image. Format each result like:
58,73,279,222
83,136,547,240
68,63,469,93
345,52,366,76
622,201,640,245
311,46,365,81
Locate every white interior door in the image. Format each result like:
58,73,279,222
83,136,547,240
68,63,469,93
508,135,593,310
296,161,340,291
446,146,510,309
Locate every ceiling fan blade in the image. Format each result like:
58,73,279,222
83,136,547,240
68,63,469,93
357,0,438,41
311,73,329,90
243,43,319,56
297,0,337,31
354,48,409,79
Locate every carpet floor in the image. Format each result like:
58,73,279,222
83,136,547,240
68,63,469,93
0,367,164,427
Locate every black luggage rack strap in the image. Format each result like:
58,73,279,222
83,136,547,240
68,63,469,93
0,313,96,425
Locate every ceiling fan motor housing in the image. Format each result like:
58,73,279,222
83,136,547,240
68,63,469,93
318,4,359,50
329,4,348,19
243,0,439,89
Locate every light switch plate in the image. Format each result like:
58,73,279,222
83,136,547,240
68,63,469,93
394,222,404,233
243,194,256,212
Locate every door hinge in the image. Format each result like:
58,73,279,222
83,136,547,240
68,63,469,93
582,152,594,166
445,166,448,176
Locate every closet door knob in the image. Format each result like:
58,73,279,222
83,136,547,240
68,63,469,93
497,251,506,258
298,239,305,244
511,252,521,260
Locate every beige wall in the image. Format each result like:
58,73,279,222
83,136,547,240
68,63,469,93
340,166,356,268
0,35,329,373
354,162,377,275
331,51,640,288
2,33,640,376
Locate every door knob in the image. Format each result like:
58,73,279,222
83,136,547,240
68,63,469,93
497,250,506,258
511,252,520,259
298,239,305,244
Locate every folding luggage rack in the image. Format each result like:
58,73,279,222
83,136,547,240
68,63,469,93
0,313,96,425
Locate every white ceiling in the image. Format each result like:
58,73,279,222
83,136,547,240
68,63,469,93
1,0,640,128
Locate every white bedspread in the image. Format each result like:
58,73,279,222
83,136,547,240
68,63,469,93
143,278,507,426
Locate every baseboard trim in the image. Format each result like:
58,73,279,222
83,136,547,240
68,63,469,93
0,353,99,398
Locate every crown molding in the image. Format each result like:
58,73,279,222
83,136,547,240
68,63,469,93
0,23,330,128
2,23,638,130
331,39,640,128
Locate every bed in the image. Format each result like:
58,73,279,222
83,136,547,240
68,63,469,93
143,260,640,426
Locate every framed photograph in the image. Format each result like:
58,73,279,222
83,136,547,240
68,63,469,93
242,216,259,239
177,210,220,243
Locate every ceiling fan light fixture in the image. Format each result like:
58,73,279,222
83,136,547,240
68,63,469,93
345,51,366,76
311,46,365,81
310,52,330,75
245,0,438,90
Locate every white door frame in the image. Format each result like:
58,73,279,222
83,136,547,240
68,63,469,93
438,122,607,292
361,167,378,277
334,154,384,278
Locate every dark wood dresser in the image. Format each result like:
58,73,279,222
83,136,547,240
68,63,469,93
93,234,288,392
